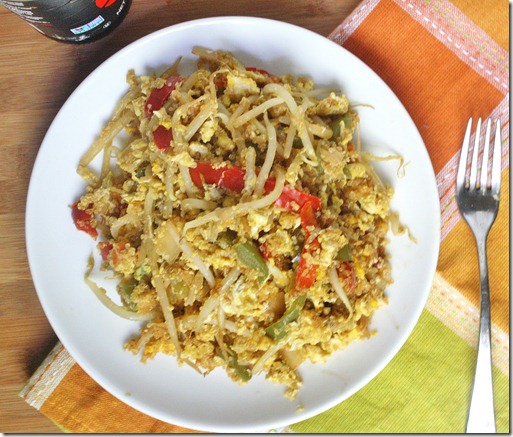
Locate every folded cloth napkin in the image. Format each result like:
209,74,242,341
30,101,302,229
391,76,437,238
20,0,509,432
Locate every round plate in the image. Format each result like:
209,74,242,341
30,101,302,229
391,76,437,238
26,16,440,432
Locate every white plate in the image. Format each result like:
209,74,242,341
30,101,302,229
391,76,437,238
26,17,440,432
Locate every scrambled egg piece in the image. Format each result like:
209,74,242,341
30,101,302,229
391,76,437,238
308,92,350,116
225,73,260,100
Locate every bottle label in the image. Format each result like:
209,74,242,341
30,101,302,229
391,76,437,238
0,0,131,42
70,15,105,35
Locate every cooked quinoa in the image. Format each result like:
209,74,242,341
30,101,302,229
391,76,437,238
72,48,394,399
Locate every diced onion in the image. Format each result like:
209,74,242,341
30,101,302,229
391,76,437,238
281,349,303,370
110,213,139,239
308,123,333,139
155,221,181,264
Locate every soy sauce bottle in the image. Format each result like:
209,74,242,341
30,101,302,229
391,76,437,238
0,0,131,43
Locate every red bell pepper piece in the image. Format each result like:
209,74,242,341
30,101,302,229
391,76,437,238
295,201,320,289
245,67,280,83
214,75,228,89
97,241,130,269
299,200,319,229
259,242,273,261
71,201,98,239
295,239,320,289
246,67,272,75
189,162,246,193
152,125,173,151
144,76,182,118
265,179,321,212
98,242,113,261
189,162,321,212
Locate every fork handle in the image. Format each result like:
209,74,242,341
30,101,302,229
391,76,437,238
466,235,496,433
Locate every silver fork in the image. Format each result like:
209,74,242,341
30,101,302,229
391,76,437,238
456,117,502,433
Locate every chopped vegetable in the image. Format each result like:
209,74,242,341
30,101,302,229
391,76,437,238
235,241,269,279
292,137,303,149
331,116,353,140
189,162,246,192
189,162,321,212
295,201,320,289
299,199,319,229
245,67,280,83
217,230,238,249
134,263,151,281
335,244,352,262
144,76,182,118
228,353,252,381
71,201,98,239
295,240,320,289
171,280,190,298
119,277,138,311
217,346,252,382
152,125,173,151
246,67,272,75
98,241,113,261
330,119,342,140
266,180,322,212
259,241,273,260
266,294,307,340
345,162,366,179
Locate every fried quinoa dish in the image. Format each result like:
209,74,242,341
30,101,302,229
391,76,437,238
72,48,395,399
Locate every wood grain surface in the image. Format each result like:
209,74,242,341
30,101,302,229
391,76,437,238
0,0,360,432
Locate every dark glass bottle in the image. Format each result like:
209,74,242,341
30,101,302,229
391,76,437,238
0,0,131,43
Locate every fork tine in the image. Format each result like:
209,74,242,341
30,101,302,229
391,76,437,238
469,118,482,190
491,119,502,193
479,119,492,190
457,118,473,189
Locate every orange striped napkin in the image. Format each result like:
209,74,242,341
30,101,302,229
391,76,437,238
20,0,509,432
